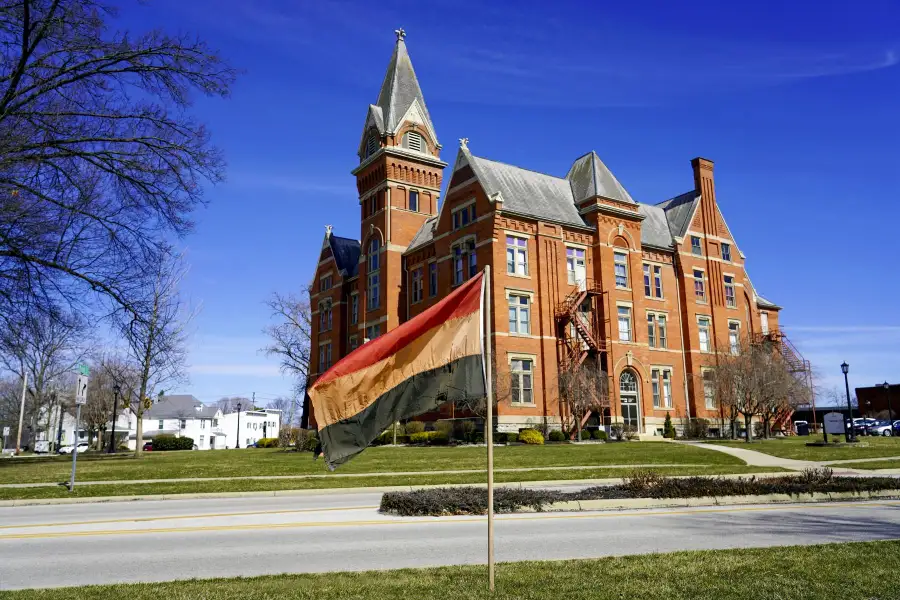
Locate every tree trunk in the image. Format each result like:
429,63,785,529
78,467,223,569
744,414,753,443
764,418,772,439
134,412,143,457
576,416,583,442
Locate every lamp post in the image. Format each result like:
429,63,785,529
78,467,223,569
885,381,894,436
865,399,871,436
107,384,121,454
841,362,856,442
235,402,242,449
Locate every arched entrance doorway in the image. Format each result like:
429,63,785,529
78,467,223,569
619,371,640,431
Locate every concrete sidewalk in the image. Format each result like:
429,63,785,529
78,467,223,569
680,442,827,471
0,463,710,489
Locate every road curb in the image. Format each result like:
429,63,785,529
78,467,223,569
0,472,804,507
521,489,900,513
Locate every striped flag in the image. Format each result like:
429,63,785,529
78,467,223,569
309,272,486,469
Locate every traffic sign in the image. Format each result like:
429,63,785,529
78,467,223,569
75,373,89,406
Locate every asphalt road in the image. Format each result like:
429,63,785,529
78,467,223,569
2,490,900,590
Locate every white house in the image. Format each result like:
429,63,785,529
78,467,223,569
134,395,226,450
220,408,282,449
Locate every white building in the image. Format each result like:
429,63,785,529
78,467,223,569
220,408,282,449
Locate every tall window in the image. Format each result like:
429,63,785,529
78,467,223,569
617,306,632,341
409,190,419,212
566,248,585,284
318,343,332,371
721,242,732,262
180,419,186,429
320,274,332,291
643,264,651,296
319,300,332,331
158,419,164,430
510,359,534,404
349,335,359,351
368,238,380,310
350,294,358,325
453,240,477,285
647,314,667,349
369,195,377,216
703,370,716,409
654,266,663,298
698,317,711,352
508,294,531,335
614,251,628,288
729,322,740,355
694,269,706,302
403,131,425,152
506,236,528,276
411,267,423,303
662,370,672,408
760,311,769,334
366,133,378,157
619,371,639,428
724,276,736,307
366,324,380,340
652,368,661,407
650,370,673,409
691,236,702,256
429,262,438,297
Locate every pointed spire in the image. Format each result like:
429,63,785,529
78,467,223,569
373,29,438,145
566,151,635,205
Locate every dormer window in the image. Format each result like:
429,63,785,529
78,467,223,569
366,133,378,158
403,131,425,153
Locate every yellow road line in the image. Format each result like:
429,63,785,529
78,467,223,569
0,505,380,531
2,500,898,541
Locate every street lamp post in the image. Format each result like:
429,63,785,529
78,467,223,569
885,381,894,436
107,384,121,454
841,362,856,442
865,399,871,436
235,402,242,449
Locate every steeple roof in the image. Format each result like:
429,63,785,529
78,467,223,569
566,151,635,205
373,29,438,145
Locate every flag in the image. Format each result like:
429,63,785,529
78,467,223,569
309,272,485,469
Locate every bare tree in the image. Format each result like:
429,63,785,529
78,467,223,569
0,0,236,323
115,254,192,456
453,356,504,421
707,337,811,443
217,396,251,414
80,357,120,449
0,309,87,449
263,291,311,394
558,358,608,442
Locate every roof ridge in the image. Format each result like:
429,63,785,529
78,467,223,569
655,190,696,207
470,153,565,181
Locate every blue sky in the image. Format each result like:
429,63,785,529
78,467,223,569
115,0,899,406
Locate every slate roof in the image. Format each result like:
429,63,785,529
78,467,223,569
374,36,437,144
656,191,700,239
329,234,361,278
637,203,674,249
756,294,782,310
567,151,636,205
145,395,219,420
408,215,438,252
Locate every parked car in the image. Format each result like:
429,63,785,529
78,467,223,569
58,442,89,454
142,442,153,452
847,418,878,435
868,420,895,436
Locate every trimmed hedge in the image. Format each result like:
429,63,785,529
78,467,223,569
548,430,566,442
152,434,194,451
517,428,544,445
256,437,279,448
409,431,449,445
592,429,608,441
380,468,900,516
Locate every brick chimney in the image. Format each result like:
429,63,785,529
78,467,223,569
691,157,717,236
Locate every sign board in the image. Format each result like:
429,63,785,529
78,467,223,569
824,412,846,435
2,426,8,436
75,373,89,406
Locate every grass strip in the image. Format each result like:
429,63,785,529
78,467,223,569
0,466,781,501
3,540,900,599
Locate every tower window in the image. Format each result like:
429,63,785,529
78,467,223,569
366,133,378,157
404,131,425,153
409,190,419,212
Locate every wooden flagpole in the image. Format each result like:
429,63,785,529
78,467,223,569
483,265,495,592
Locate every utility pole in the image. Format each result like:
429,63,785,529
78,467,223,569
15,372,28,455
252,391,255,408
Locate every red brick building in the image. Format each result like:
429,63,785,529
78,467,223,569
307,31,800,437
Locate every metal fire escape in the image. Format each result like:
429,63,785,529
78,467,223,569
555,280,609,437
755,331,814,434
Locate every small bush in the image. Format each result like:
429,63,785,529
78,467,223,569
435,420,454,439
624,424,639,440
405,421,425,435
592,429,608,441
663,413,676,439
296,430,318,453
610,423,624,441
152,434,194,451
518,428,544,445
409,431,449,445
504,432,519,443
548,430,566,442
492,432,505,444
256,437,279,448
686,418,710,439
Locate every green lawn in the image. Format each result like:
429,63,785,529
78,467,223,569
835,459,900,470
0,465,781,501
707,436,900,461
0,443,741,485
4,541,898,599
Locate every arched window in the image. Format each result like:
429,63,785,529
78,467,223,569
619,371,637,393
366,133,379,158
403,131,425,153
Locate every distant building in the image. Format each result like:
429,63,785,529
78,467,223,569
305,31,810,437
855,383,899,422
